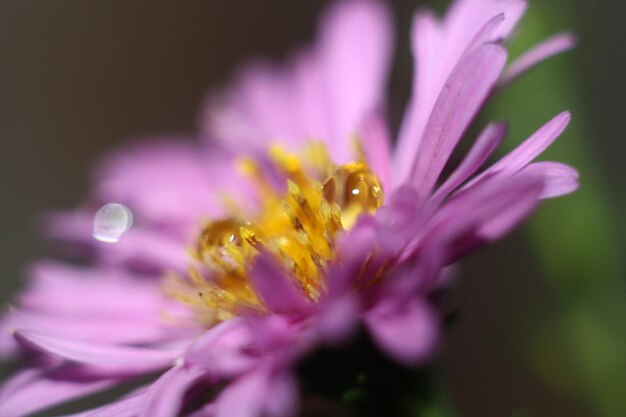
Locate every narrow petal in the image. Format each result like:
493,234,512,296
4,308,194,348
393,10,444,185
386,243,444,299
365,297,438,366
462,13,505,55
394,0,523,186
14,330,182,375
463,111,572,189
500,33,576,86
431,122,507,205
426,174,544,262
518,161,579,198
249,252,312,315
445,0,527,42
0,313,18,358
184,319,258,377
12,262,199,346
318,0,393,162
0,367,116,417
314,294,360,345
94,140,241,227
139,365,206,417
409,44,507,196
215,367,297,417
59,388,148,417
201,0,392,164
45,211,190,272
359,111,392,192
21,262,162,317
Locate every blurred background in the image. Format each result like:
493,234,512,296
1,0,624,416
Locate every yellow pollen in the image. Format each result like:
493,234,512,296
165,143,384,325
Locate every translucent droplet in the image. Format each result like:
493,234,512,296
322,162,384,229
323,162,384,213
92,203,133,243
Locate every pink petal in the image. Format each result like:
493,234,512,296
184,319,258,378
462,13,506,56
12,262,200,346
427,174,544,262
394,0,523,186
0,367,116,417
409,43,507,196
4,308,194,348
386,243,444,298
359,111,392,192
201,0,392,164
14,330,183,375
393,10,444,185
365,297,438,366
314,294,360,345
46,211,190,272
93,140,240,228
431,122,507,205
249,252,312,315
60,388,149,417
445,0,526,43
215,367,297,417
500,33,576,86
318,0,393,163
21,262,162,317
0,313,18,358
139,365,206,417
464,111,571,188
518,161,579,198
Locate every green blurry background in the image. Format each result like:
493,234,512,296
0,1,623,416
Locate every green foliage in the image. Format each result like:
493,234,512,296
486,1,626,416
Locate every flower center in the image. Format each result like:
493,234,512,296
165,144,383,325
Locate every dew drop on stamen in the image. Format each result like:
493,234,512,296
92,203,133,243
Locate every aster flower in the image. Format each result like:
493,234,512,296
0,0,578,416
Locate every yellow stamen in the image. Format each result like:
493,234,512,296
165,143,384,325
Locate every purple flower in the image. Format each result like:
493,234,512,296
0,0,578,416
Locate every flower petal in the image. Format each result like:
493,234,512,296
45,211,191,272
359,111,392,192
139,365,206,417
94,140,240,228
201,0,392,164
249,252,312,315
393,10,444,185
464,111,572,187
318,0,393,162
518,161,579,198
59,388,149,417
394,0,523,186
427,174,544,262
215,367,297,417
409,43,507,196
14,330,182,375
0,366,116,417
431,122,506,205
445,0,526,42
184,319,258,378
11,262,199,347
315,294,360,345
500,33,576,86
365,297,438,366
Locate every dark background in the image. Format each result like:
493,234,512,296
1,1,624,416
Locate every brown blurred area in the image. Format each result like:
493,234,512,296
1,1,624,416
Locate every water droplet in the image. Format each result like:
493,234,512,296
92,203,133,243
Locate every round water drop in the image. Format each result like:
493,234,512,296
92,203,133,243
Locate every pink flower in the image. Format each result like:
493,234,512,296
0,1,578,416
